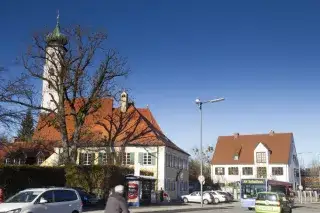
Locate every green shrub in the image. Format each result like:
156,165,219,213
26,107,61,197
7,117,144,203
65,165,153,199
0,165,65,198
0,165,153,200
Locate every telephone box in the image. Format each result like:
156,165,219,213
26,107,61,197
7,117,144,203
125,175,156,207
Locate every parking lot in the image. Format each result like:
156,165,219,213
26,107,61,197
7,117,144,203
86,202,320,213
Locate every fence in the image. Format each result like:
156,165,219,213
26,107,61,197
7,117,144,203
297,190,320,203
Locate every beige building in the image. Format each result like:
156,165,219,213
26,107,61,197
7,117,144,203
28,17,189,199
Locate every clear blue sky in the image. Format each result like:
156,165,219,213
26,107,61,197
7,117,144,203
1,0,320,165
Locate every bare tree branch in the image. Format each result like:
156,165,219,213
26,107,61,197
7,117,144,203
3,25,129,164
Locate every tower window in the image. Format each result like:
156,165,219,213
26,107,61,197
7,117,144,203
48,68,55,75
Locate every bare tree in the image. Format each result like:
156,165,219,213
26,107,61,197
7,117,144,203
2,19,128,164
0,67,31,129
94,104,157,165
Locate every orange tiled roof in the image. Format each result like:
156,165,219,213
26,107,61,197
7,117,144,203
0,140,56,160
211,132,293,165
33,99,188,155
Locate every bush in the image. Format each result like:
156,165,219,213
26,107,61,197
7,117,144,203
0,165,153,200
65,165,153,199
0,165,65,198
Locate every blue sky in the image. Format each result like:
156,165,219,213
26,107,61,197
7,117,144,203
1,0,320,165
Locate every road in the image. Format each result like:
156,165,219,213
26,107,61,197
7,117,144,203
85,202,320,213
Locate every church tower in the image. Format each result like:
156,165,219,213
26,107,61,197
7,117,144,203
41,13,68,112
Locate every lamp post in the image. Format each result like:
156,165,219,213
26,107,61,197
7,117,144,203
297,152,312,188
195,97,225,207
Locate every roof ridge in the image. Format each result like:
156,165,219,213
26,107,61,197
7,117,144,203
219,132,293,137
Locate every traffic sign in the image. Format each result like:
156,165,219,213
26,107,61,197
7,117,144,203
198,175,205,183
299,185,303,191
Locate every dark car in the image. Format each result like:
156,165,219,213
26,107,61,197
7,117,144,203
73,187,99,206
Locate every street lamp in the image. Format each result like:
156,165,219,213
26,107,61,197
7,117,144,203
297,152,312,189
195,97,225,207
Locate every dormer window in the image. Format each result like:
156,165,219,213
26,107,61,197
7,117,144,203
234,155,239,160
256,152,266,163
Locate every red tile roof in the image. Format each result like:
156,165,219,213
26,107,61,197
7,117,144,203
33,99,188,155
211,132,293,165
0,141,56,160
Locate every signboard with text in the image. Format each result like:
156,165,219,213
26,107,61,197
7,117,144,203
241,179,266,185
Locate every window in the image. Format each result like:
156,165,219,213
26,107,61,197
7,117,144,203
38,191,54,203
37,156,45,165
257,167,267,178
179,159,183,169
122,153,134,165
175,157,179,168
166,154,170,167
79,153,95,165
272,167,283,176
5,158,11,165
98,152,107,165
53,190,78,202
169,155,172,167
242,167,253,175
143,153,152,165
228,167,239,175
173,156,176,168
139,152,155,166
256,152,267,163
185,182,188,191
215,167,225,175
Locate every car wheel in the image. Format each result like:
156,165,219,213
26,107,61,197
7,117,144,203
203,199,209,205
214,198,219,203
72,211,79,213
183,198,188,203
248,207,253,210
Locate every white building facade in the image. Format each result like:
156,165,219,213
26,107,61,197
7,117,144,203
42,145,189,199
211,132,300,190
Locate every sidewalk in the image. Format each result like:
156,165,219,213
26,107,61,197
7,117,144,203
85,202,237,213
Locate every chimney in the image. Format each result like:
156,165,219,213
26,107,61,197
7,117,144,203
120,91,128,113
269,130,275,136
233,133,240,139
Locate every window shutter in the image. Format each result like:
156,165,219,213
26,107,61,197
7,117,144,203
130,153,135,165
138,152,143,165
91,153,95,165
151,152,156,165
79,153,84,165
98,153,103,165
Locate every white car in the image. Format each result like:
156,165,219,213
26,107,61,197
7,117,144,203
0,187,82,213
181,191,213,205
205,190,227,203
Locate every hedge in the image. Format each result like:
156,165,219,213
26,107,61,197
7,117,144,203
0,165,65,198
65,165,153,199
0,165,153,199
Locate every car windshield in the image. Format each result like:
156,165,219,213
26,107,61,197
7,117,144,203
5,191,42,203
257,193,278,201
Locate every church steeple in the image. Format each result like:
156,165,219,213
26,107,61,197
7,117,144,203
41,13,67,112
46,11,68,46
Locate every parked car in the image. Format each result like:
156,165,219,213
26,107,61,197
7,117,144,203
72,187,99,206
204,190,227,203
255,191,292,213
181,191,213,205
0,187,82,213
217,191,233,202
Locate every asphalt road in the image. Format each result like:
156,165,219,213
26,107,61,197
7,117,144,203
85,202,320,213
